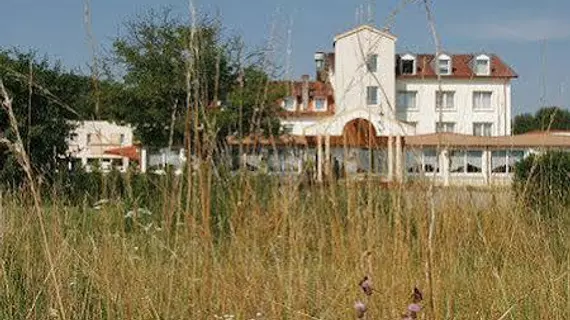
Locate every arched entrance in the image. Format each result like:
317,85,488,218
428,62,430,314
338,118,386,148
343,118,375,147
324,118,388,174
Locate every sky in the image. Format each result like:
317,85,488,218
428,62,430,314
1,0,569,116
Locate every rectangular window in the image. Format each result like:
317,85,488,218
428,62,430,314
475,59,490,75
450,150,465,173
366,54,378,72
491,150,525,174
314,98,327,111
401,59,415,75
473,122,493,136
507,150,525,173
366,86,378,105
119,134,125,145
436,122,455,133
438,59,451,75
86,133,92,145
466,151,483,173
450,150,483,174
406,150,422,173
397,91,417,111
491,151,508,173
435,91,455,110
473,91,492,111
283,97,296,111
423,149,439,173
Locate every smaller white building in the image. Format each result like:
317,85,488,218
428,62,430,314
67,121,135,172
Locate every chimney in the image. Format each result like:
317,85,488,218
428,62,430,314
301,75,310,111
314,52,326,81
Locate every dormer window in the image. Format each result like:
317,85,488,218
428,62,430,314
283,97,297,111
475,54,490,76
400,54,416,75
314,97,327,111
366,54,378,72
437,54,451,75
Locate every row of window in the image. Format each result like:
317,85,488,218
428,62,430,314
407,149,524,174
386,53,491,76
395,90,493,111
283,97,328,112
406,121,493,136
86,133,126,145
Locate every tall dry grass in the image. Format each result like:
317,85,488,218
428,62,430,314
1,174,569,320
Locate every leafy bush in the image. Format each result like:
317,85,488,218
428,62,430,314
514,151,570,217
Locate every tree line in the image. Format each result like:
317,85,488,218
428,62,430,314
0,7,286,184
1,6,569,185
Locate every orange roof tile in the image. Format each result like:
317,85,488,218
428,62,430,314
398,54,517,79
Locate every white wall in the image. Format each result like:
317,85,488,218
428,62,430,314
67,121,134,165
396,79,512,136
333,26,396,118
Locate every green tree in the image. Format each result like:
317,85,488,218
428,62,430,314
108,7,283,149
513,106,570,134
0,49,88,184
215,66,286,140
109,8,234,148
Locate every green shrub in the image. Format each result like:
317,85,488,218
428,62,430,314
514,150,570,217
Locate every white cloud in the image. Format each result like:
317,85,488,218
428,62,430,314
465,17,570,42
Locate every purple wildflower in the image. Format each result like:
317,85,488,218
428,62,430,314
354,301,367,319
407,303,421,313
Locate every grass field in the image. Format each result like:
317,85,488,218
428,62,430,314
0,173,569,320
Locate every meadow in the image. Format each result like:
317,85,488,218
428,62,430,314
1,171,569,320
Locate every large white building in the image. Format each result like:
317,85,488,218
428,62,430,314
280,24,517,139
230,24,570,185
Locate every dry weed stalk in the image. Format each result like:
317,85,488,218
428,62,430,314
0,80,67,320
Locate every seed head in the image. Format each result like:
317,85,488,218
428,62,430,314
412,287,423,303
359,276,373,296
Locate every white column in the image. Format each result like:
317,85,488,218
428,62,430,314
387,136,394,182
141,149,147,173
395,135,403,183
482,149,490,185
442,149,450,187
317,135,323,182
122,157,129,172
324,134,331,178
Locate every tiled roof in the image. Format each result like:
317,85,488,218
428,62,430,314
276,80,336,118
227,134,308,146
405,131,570,148
398,54,518,79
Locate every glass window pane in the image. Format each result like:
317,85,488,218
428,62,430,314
397,91,417,110
491,151,507,173
315,98,326,110
402,59,414,74
476,59,489,74
450,150,465,173
406,150,422,173
466,151,483,173
367,54,378,72
423,149,439,173
507,150,525,173
473,92,492,110
367,86,378,105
